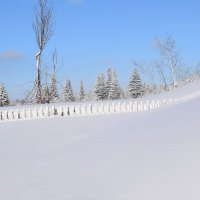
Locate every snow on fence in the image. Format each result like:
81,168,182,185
0,99,177,122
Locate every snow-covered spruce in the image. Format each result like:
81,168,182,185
49,73,59,103
42,85,51,104
108,69,121,100
128,69,144,98
62,79,75,102
0,84,10,107
79,80,85,102
95,74,107,100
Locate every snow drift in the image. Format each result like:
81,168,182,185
0,80,200,200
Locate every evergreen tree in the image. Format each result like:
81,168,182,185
108,69,120,100
0,84,10,107
79,80,85,102
42,85,50,103
35,89,42,104
106,68,112,99
49,73,59,103
128,69,144,98
95,74,106,100
118,86,125,99
105,68,121,100
85,88,95,101
62,79,75,102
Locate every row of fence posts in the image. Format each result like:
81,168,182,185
0,99,176,122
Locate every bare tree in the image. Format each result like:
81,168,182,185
32,0,54,103
133,60,155,85
155,35,180,88
49,49,59,102
153,60,168,90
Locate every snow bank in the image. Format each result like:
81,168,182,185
0,80,200,200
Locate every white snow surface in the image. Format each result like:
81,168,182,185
0,80,200,200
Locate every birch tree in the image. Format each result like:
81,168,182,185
155,35,180,88
32,0,54,103
153,60,168,90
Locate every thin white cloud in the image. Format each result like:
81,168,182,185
0,51,23,61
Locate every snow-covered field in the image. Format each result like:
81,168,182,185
0,80,200,200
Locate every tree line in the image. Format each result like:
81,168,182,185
0,66,145,106
30,66,145,104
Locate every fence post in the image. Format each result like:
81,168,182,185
11,110,14,119
61,107,64,116
134,101,138,112
6,110,9,120
0,111,2,121
47,106,50,117
146,100,149,110
67,107,70,116
79,105,81,115
35,107,38,117
152,100,155,109
17,110,20,119
139,101,144,111
112,102,115,113
106,103,109,113
157,100,160,108
23,109,26,118
101,103,104,113
128,102,133,112
41,106,44,117
54,107,58,116
118,102,120,112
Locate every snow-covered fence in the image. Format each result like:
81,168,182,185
0,98,177,122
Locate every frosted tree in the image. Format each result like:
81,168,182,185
128,69,144,98
42,85,50,103
49,50,59,103
119,86,125,99
155,35,181,88
0,84,10,107
108,69,120,100
95,74,106,100
105,68,112,99
49,73,58,102
85,88,95,101
79,80,85,102
62,79,75,102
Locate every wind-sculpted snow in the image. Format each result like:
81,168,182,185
0,81,200,200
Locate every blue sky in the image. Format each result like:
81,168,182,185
0,0,200,99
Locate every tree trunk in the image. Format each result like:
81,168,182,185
36,53,42,103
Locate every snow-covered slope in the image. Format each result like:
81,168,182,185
0,81,200,200
150,80,200,101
